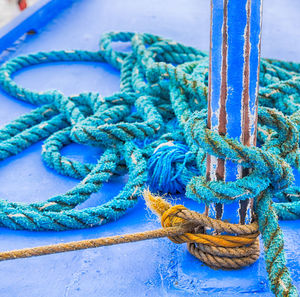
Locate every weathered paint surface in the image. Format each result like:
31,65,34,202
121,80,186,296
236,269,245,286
207,0,262,224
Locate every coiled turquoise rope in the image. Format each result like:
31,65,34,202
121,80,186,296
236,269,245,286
0,31,299,296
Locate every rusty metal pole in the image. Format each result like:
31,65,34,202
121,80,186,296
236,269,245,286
207,0,263,224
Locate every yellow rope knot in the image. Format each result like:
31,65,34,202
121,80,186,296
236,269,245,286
144,189,260,270
0,189,260,270
161,205,197,244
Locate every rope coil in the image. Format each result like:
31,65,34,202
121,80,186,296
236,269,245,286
145,190,260,269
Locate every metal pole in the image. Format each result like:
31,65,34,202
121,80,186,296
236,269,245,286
207,0,263,224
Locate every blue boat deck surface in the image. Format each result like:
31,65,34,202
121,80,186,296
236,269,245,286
0,0,299,296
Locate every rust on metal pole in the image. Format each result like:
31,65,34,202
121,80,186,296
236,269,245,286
207,0,263,224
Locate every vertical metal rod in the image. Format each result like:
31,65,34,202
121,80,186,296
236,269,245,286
207,0,263,224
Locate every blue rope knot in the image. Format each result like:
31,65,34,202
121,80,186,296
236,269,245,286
148,141,198,194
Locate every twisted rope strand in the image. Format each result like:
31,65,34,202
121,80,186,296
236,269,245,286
0,191,259,270
0,226,188,262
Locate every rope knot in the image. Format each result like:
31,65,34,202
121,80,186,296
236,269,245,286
144,189,260,270
148,142,198,194
161,205,196,244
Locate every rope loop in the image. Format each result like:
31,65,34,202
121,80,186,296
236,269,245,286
161,205,192,244
145,191,260,269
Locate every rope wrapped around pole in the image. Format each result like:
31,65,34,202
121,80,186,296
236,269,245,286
0,190,259,271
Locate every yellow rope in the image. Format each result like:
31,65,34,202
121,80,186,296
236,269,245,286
144,190,260,268
0,190,260,269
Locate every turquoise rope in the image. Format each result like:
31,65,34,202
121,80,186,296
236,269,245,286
0,32,299,296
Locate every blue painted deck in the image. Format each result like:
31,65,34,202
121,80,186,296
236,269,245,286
0,0,299,296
